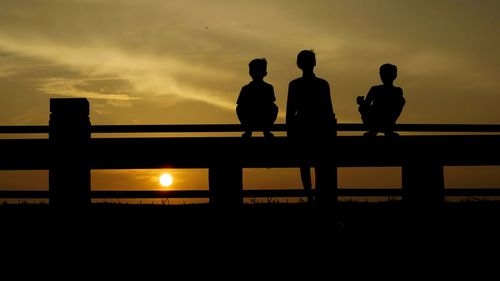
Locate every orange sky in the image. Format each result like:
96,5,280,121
1,1,500,195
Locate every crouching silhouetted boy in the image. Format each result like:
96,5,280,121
237,58,278,138
358,63,406,136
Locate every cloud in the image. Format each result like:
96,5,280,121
0,1,312,114
0,64,16,77
0,34,236,109
37,77,140,101
0,0,499,125
404,51,466,77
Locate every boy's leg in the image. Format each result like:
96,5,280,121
300,166,313,203
315,163,337,206
237,105,253,137
236,104,246,124
241,129,252,137
263,131,274,138
262,103,278,137
383,98,405,136
362,109,379,136
382,111,401,136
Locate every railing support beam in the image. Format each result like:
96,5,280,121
49,98,91,208
402,161,445,206
315,163,338,206
209,166,243,207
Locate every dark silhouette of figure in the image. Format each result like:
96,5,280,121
286,50,336,203
237,58,278,138
357,63,405,136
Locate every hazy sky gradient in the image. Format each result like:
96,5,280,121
1,1,500,192
1,0,499,125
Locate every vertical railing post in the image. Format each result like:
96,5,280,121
314,118,338,206
209,166,243,207
49,98,91,208
402,161,445,206
315,162,338,206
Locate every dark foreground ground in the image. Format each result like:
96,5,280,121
1,201,500,278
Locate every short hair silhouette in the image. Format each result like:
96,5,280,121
357,63,405,136
236,58,278,138
380,63,397,84
297,50,316,71
249,58,267,79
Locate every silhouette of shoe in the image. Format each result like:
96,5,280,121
384,131,400,137
263,131,274,138
241,131,252,138
363,131,377,137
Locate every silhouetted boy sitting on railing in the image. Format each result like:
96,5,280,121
357,63,405,136
237,58,278,138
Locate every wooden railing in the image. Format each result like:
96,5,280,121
3,123,500,134
1,98,500,207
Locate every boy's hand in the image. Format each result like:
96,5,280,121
356,96,365,105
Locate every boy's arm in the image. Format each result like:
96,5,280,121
286,83,297,127
323,82,335,123
364,86,375,106
358,86,374,115
399,87,406,106
236,86,246,105
269,84,276,103
322,82,336,138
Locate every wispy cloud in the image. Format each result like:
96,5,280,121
0,0,499,124
0,1,306,115
0,62,16,78
0,35,234,108
37,77,140,101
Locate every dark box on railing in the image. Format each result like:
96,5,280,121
50,98,89,116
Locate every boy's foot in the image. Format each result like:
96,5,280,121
363,131,377,137
384,131,400,137
241,131,252,138
263,131,274,138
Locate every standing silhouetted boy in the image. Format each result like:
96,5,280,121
357,63,405,136
286,50,336,204
237,58,278,138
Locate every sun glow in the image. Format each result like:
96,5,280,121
159,173,173,188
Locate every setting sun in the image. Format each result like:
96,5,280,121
159,173,173,188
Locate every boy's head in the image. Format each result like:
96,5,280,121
249,58,267,80
379,63,398,85
297,50,316,72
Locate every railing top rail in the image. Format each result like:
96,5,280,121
0,126,48,134
2,123,500,134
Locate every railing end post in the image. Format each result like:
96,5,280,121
49,98,91,208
